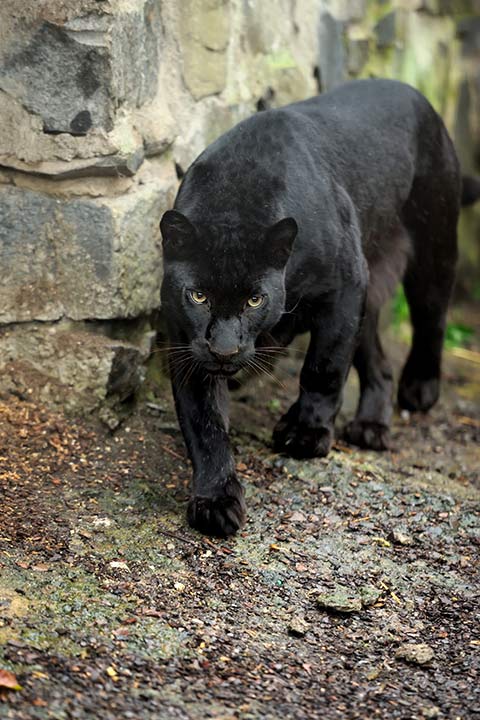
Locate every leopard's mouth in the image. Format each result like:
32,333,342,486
203,363,239,377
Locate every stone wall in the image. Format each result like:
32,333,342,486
0,0,320,422
0,0,479,420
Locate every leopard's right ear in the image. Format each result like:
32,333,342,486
160,210,197,257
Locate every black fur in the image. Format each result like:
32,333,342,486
161,79,464,537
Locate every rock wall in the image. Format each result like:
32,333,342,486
0,0,319,421
0,0,478,420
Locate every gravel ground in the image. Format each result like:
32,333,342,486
0,336,479,720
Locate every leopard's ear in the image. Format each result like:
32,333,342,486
160,210,197,257
265,217,298,268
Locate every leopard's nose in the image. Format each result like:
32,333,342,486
208,343,239,362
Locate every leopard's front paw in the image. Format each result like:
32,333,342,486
187,478,246,537
343,419,390,451
273,414,333,459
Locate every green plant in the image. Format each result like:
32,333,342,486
392,286,409,326
444,323,474,349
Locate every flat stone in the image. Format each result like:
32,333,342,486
4,168,134,201
0,20,113,135
0,322,149,419
0,2,160,173
289,511,307,523
332,0,367,23
288,616,310,637
0,161,177,323
0,89,119,167
0,588,30,619
5,147,145,181
390,528,414,545
395,642,435,665
179,0,230,99
0,2,160,137
360,585,383,607
313,583,383,613
420,706,441,719
314,587,362,613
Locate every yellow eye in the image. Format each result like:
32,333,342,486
190,290,207,304
247,295,264,308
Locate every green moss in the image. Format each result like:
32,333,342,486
121,618,191,662
0,555,190,667
266,49,297,71
366,0,395,28
0,566,124,659
359,45,396,79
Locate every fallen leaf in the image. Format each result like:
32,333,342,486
371,537,392,548
113,626,131,638
0,669,22,691
32,698,48,706
31,671,49,679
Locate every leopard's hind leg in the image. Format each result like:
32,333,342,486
398,219,458,411
344,306,394,449
344,224,409,450
398,148,460,412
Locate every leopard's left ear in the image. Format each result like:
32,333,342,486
265,217,298,268
160,210,197,258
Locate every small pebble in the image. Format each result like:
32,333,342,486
314,588,362,613
288,617,310,637
391,528,413,546
395,642,434,665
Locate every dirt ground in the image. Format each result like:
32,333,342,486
0,335,479,720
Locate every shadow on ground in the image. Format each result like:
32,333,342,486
0,338,479,719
